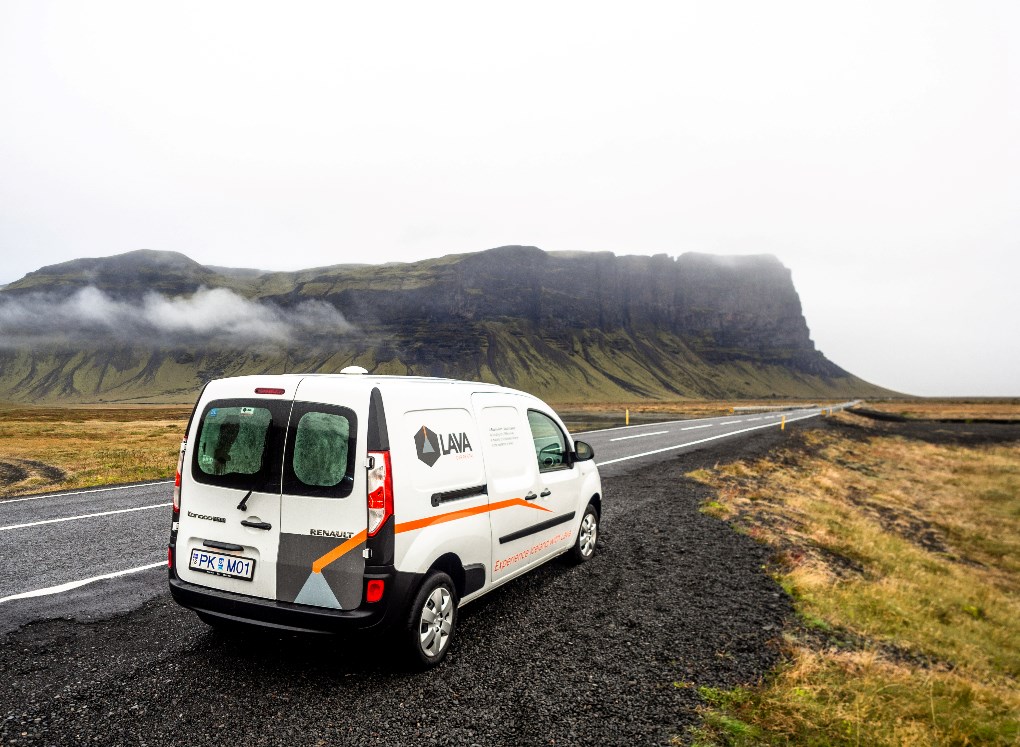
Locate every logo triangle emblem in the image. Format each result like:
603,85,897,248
294,571,342,609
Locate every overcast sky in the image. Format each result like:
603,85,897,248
1,2,1017,396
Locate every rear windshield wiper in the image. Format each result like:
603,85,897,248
236,490,253,512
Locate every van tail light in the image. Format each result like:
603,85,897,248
366,579,385,603
172,440,186,513
167,546,174,569
366,450,393,537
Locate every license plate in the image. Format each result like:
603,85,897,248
189,548,256,581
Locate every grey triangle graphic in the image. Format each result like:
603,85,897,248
421,438,435,454
294,572,342,609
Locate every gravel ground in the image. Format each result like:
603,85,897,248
0,427,803,747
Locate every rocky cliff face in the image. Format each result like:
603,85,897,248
0,246,887,402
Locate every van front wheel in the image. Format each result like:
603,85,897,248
403,571,458,668
569,503,599,563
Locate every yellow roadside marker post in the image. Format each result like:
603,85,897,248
625,409,629,426
781,415,786,431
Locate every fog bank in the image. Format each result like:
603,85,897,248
0,287,354,348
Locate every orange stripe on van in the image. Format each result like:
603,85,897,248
310,497,549,573
311,529,367,574
394,497,550,535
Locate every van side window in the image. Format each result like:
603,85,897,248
293,412,350,487
527,410,568,472
197,406,272,477
283,403,358,498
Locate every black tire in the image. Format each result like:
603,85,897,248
568,503,599,564
402,571,458,669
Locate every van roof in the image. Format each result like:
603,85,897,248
211,372,521,394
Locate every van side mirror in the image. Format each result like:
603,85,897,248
572,440,595,462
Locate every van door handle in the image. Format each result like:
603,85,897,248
525,492,538,501
204,539,244,552
240,519,272,530
540,489,551,497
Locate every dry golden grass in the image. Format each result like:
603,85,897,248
860,399,1020,421
688,427,1020,746
0,404,190,496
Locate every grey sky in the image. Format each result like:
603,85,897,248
1,1,1017,396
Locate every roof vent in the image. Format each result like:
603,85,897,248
340,366,369,375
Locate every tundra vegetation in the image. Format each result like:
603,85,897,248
687,412,1020,746
855,399,1020,421
0,404,188,496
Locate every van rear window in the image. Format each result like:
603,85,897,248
283,403,358,498
293,411,350,487
191,399,289,492
197,406,272,476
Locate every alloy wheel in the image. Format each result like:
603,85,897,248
419,586,454,657
579,512,598,557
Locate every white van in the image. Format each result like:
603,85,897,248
168,371,602,666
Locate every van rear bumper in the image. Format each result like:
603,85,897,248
168,567,419,634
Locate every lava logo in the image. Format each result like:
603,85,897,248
415,425,442,467
414,425,472,467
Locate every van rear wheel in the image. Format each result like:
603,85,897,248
403,571,458,668
569,503,599,563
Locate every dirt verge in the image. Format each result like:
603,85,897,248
0,459,66,493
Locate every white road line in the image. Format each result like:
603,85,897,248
595,412,819,467
572,414,734,436
0,481,173,505
0,503,171,532
0,561,165,604
721,420,741,425
681,424,713,430
609,430,669,442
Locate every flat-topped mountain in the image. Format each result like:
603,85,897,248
0,246,891,402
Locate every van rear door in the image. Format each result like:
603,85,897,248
177,391,292,601
275,377,367,610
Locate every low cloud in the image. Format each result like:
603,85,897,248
0,286,355,348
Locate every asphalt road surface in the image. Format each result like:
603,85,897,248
0,403,851,631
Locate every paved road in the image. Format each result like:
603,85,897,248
0,402,854,630
577,405,844,475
